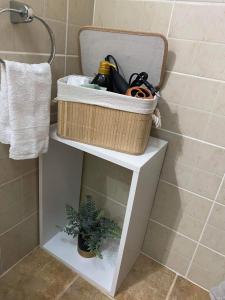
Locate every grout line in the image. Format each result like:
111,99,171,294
0,211,38,238
160,179,214,203
182,276,209,293
141,251,182,277
175,0,225,5
0,168,38,190
66,54,79,58
0,51,62,57
166,69,225,85
0,51,78,59
212,200,225,208
92,0,96,26
185,173,225,277
200,243,225,258
149,217,225,259
166,274,178,300
160,95,225,118
141,251,210,293
64,0,70,75
168,36,225,47
149,218,198,243
0,246,39,279
166,0,175,38
156,127,225,150
83,185,127,208
56,275,79,300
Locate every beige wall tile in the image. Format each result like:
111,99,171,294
0,0,10,8
150,181,212,240
204,115,225,148
82,154,132,206
152,130,198,169
0,159,24,185
21,158,38,174
188,169,222,200
188,246,225,290
201,224,225,256
152,129,225,199
81,186,126,227
67,24,80,56
194,143,225,177
159,100,210,140
94,0,117,28
94,0,172,35
66,56,81,75
161,72,219,113
212,83,225,117
169,3,225,43
0,144,10,159
216,178,225,205
69,0,94,26
207,203,225,230
161,160,193,190
139,1,172,34
143,221,197,275
51,56,66,97
168,39,225,81
161,160,222,200
0,213,39,274
45,0,67,22
11,19,66,54
22,170,39,217
26,0,45,16
107,1,145,31
0,179,23,235
0,13,15,51
0,0,45,16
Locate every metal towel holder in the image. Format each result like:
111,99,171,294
0,1,56,65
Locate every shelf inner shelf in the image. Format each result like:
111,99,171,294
43,231,120,292
50,124,167,171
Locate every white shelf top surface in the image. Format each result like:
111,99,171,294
43,232,119,293
50,124,167,171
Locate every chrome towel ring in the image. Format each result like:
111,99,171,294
0,1,56,65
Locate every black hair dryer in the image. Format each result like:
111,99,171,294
129,72,160,97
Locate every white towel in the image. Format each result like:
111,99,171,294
0,61,52,160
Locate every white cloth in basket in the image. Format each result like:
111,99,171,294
56,76,158,115
0,61,52,160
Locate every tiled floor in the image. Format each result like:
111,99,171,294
0,248,210,300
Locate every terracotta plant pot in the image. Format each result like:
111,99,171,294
77,234,96,258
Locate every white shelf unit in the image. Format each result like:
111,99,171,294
39,125,167,297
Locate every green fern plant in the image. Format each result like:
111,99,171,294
62,195,121,259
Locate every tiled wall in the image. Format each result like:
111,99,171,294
0,0,94,275
88,0,225,291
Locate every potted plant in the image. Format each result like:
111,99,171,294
62,195,121,259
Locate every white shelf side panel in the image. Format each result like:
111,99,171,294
50,124,167,171
39,139,84,245
43,232,120,293
112,146,167,293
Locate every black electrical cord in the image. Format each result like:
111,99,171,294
129,72,160,97
105,55,119,71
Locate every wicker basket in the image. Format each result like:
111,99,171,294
57,100,153,155
56,74,158,154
